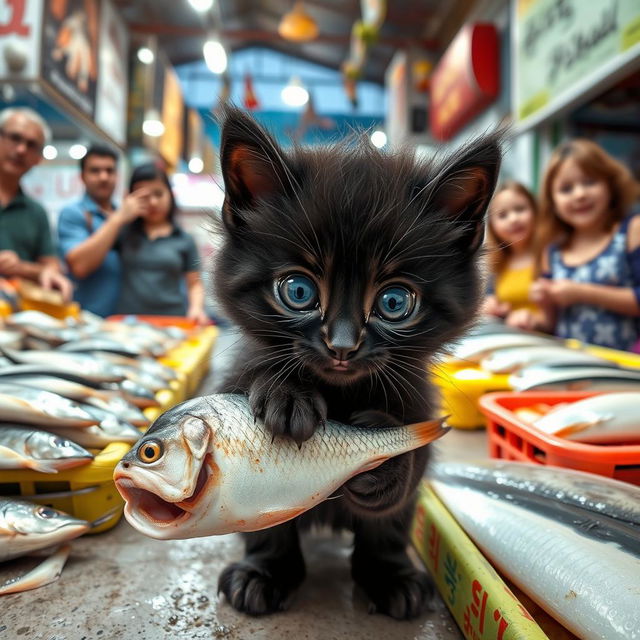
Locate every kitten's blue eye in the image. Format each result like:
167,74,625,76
278,274,318,311
375,286,415,321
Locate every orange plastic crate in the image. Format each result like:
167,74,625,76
479,391,640,486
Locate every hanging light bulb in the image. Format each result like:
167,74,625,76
281,76,309,107
370,130,387,148
142,109,165,137
203,39,227,74
69,144,87,160
43,145,58,160
188,157,204,173
189,0,214,11
278,2,318,42
137,47,154,64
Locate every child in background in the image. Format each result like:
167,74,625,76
531,139,640,350
481,181,540,329
115,163,209,325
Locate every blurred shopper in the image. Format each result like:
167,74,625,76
481,181,541,329
0,107,72,300
57,144,150,316
531,139,640,350
115,163,208,324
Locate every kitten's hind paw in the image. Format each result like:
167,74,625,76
217,557,304,615
354,564,435,620
249,382,327,445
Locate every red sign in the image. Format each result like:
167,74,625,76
429,24,499,141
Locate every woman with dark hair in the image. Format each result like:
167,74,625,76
115,163,208,324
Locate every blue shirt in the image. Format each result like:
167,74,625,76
546,215,639,351
57,194,121,317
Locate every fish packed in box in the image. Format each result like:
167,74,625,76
515,392,640,444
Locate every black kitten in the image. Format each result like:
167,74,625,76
214,107,501,619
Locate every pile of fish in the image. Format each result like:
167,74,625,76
448,318,640,392
0,310,189,469
526,392,640,444
0,310,189,593
114,393,449,539
431,461,640,640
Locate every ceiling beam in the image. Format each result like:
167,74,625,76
129,23,439,50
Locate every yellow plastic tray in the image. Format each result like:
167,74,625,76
431,363,511,429
19,298,81,320
0,441,131,533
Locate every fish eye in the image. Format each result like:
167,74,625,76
53,437,71,447
375,286,415,322
37,507,59,519
138,440,163,464
277,274,318,311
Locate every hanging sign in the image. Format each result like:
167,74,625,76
429,23,499,142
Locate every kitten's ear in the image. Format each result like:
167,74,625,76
426,132,503,253
219,106,291,230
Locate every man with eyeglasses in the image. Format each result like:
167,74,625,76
0,107,72,301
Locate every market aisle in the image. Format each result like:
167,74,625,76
0,328,487,639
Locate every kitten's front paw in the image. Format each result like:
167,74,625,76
217,556,305,616
249,380,327,445
353,560,435,620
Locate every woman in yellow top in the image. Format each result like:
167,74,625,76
481,180,541,328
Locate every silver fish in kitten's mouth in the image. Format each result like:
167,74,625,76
114,394,448,539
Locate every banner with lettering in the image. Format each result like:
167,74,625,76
514,0,640,127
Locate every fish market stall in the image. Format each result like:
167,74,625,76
2,307,640,639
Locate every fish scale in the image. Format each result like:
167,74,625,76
208,394,426,465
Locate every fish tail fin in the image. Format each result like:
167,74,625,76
406,417,450,446
27,461,60,474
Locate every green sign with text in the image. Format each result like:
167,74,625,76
514,0,640,123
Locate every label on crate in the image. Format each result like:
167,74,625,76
411,483,549,640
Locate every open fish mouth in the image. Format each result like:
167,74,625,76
116,458,211,527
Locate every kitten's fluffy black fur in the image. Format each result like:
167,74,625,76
214,107,501,619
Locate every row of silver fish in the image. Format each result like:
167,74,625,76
450,318,640,392
431,461,640,640
0,312,187,471
2,310,186,356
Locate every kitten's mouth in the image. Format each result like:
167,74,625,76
331,359,350,371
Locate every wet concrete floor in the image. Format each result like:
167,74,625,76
0,330,488,639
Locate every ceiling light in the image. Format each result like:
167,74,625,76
203,39,227,74
188,157,204,174
142,109,165,137
189,0,214,11
278,2,318,42
370,130,387,148
281,76,309,107
69,144,87,160
43,145,58,160
137,47,154,64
